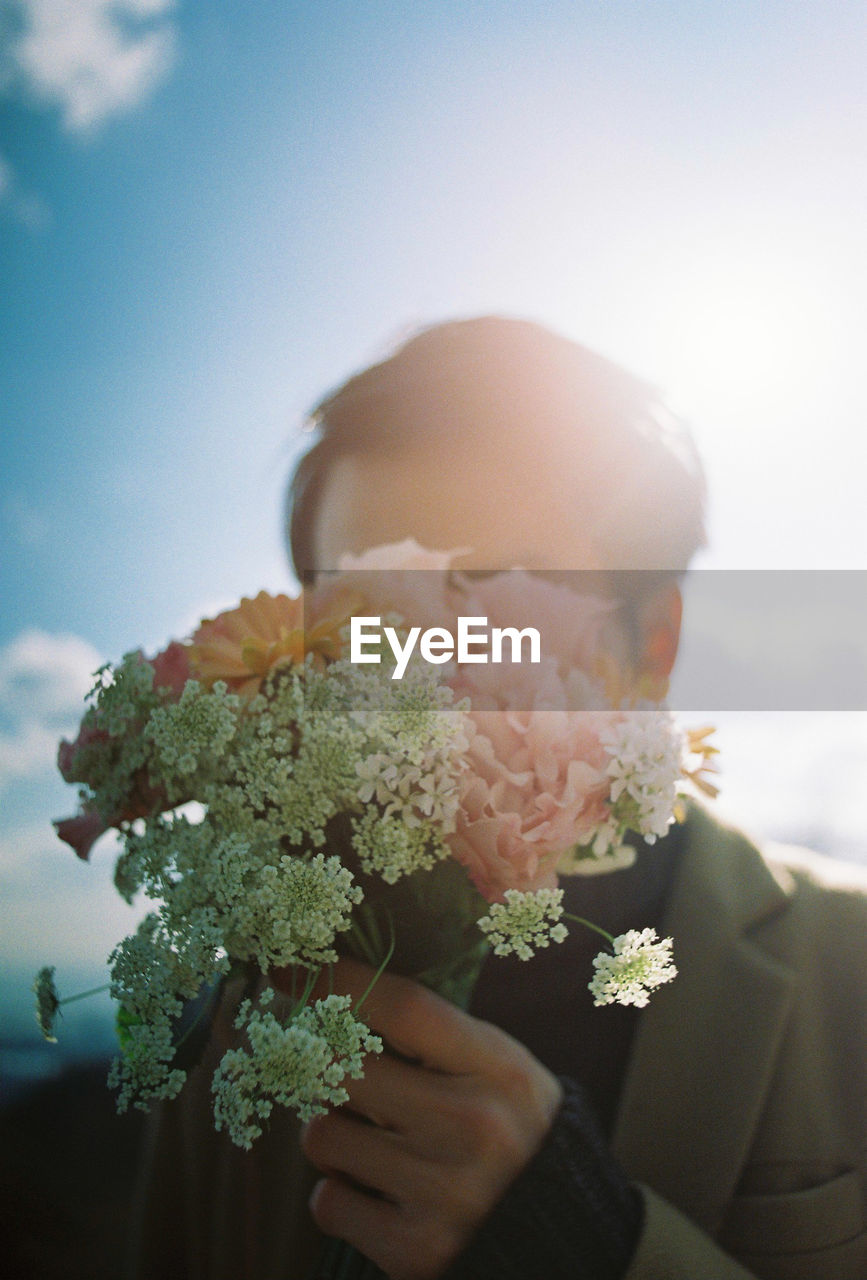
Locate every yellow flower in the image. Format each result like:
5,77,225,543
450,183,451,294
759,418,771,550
682,724,720,799
188,584,366,698
594,650,670,707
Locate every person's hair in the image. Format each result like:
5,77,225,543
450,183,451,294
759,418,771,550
286,316,706,584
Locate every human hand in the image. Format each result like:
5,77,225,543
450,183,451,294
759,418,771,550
294,958,563,1280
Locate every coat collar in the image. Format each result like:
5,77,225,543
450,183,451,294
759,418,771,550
611,803,799,1234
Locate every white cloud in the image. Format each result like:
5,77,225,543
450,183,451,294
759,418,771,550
0,817,74,879
1,818,143,977
0,149,51,229
0,629,102,787
7,0,177,132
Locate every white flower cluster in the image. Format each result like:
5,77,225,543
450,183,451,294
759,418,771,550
212,992,382,1149
348,660,470,839
601,711,684,843
478,888,569,961
224,671,365,847
219,852,363,970
85,654,471,1137
107,911,229,1112
588,928,677,1007
145,679,240,777
108,1016,186,1111
70,655,165,818
87,655,158,735
351,808,446,883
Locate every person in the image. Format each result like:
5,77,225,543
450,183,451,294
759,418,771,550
128,317,867,1280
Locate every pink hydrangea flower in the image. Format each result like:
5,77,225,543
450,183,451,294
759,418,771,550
448,705,616,901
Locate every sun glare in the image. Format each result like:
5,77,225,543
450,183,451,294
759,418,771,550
634,254,840,426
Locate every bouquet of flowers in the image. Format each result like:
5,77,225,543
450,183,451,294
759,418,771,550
35,541,717,1154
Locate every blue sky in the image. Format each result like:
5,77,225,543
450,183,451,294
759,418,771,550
2,1,867,1072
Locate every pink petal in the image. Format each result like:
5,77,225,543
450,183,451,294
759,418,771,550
53,811,108,861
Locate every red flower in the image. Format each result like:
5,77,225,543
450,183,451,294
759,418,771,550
53,810,109,862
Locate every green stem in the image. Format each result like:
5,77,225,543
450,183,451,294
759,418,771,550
345,908,386,969
293,966,320,1017
354,916,395,1017
173,975,223,1054
59,983,111,1006
563,913,616,948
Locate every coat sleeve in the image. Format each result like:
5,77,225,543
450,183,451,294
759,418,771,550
442,1077,762,1280
442,1077,643,1280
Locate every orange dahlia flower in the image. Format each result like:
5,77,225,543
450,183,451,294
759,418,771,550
188,583,366,698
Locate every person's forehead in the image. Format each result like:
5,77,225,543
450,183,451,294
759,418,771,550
311,446,605,573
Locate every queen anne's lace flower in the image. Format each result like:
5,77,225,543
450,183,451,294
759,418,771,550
86,654,160,736
478,887,568,960
33,966,61,1042
56,653,172,843
113,909,227,1011
347,664,469,824
212,994,382,1149
230,853,362,970
114,812,206,904
107,909,229,1108
145,680,240,777
108,1016,186,1112
294,994,383,1077
588,928,677,1007
351,808,447,883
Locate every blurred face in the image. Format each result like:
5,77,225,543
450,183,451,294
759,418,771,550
310,432,682,683
311,433,605,574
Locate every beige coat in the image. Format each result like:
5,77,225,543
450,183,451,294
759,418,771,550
128,805,867,1279
620,804,867,1279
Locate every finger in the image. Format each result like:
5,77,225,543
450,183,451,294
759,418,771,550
309,1176,399,1271
340,1051,466,1145
302,1110,417,1200
309,1177,462,1280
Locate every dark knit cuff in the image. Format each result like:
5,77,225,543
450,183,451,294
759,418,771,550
441,1077,643,1280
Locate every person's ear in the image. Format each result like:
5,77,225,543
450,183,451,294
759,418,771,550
637,583,682,683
